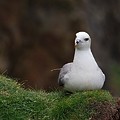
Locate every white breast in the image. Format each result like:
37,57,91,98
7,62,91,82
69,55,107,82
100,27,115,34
64,68,105,91
64,49,105,92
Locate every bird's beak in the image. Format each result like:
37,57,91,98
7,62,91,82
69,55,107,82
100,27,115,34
75,43,78,48
75,40,83,48
75,40,80,47
75,39,82,47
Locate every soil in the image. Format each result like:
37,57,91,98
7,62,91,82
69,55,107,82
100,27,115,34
91,98,120,120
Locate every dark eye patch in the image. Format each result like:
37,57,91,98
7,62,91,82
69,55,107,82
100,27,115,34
84,38,89,41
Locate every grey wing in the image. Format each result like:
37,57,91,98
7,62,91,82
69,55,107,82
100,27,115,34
58,62,72,86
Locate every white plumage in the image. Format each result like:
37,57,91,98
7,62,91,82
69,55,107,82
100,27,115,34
58,32,105,92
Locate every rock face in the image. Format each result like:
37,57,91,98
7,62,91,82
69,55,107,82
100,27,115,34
0,1,120,92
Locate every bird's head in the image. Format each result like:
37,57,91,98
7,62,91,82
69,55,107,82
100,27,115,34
75,32,91,50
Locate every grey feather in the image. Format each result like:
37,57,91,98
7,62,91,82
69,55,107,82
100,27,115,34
58,62,72,86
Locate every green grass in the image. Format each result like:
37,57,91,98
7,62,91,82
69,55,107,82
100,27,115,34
0,76,114,120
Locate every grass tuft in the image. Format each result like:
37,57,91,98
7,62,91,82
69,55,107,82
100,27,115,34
0,76,114,120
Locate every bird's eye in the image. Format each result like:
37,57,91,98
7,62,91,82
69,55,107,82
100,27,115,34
84,38,89,41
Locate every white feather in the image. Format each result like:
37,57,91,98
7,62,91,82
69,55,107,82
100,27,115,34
58,32,105,92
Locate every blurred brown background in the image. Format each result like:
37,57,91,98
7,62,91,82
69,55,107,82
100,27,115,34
0,0,120,95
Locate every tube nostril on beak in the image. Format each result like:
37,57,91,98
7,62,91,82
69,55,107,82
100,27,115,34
76,41,79,44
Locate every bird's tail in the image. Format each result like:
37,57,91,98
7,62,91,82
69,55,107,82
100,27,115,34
51,68,61,72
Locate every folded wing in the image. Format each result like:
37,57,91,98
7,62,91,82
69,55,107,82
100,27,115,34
58,63,72,86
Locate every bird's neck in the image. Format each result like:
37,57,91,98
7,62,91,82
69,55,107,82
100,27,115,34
73,48,98,70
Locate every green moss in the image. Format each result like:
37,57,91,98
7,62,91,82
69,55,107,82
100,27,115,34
0,76,114,120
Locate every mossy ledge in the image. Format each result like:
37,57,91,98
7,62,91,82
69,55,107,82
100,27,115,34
0,75,120,120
